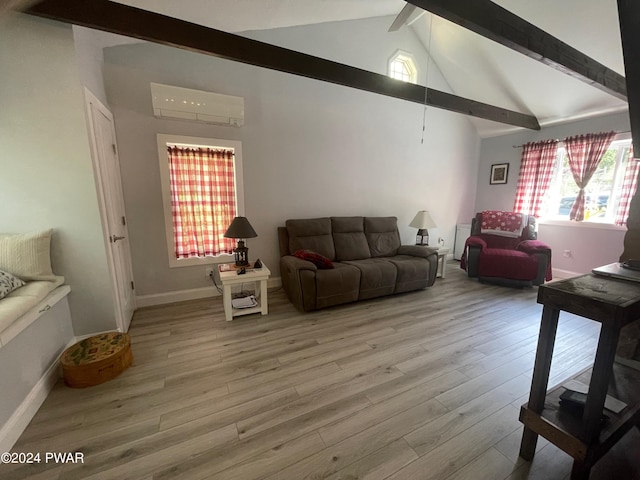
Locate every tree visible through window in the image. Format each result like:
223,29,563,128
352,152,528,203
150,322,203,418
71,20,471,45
545,138,633,223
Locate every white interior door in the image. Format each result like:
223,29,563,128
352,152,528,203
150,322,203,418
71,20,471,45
84,88,136,332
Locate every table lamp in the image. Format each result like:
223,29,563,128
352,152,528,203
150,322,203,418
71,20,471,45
224,216,257,266
409,210,437,246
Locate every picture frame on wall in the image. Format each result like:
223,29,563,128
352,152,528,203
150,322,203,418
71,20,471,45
490,163,509,185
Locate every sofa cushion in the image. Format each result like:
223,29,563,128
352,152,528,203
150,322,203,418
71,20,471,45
364,217,401,257
343,258,397,300
286,218,335,260
314,263,361,309
331,217,371,261
292,250,334,269
381,255,430,293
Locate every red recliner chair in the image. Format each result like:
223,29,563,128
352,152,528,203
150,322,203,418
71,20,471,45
461,210,552,287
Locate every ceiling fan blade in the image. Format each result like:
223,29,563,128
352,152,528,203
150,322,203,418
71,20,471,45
406,10,427,27
388,3,417,32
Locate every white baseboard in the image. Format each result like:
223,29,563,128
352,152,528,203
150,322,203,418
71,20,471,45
73,329,122,341
136,277,282,308
552,268,582,279
0,357,60,452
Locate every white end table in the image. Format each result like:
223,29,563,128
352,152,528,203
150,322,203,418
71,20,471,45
436,248,450,278
219,263,271,322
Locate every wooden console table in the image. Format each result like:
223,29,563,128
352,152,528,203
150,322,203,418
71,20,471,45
519,274,640,479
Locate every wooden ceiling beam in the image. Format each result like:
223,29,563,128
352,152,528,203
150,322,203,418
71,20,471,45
24,0,540,130
617,0,639,155
406,0,627,101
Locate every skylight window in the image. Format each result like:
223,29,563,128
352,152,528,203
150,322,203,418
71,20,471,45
388,51,417,84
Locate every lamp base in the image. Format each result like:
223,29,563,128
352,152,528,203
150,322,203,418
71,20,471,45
234,240,249,266
416,229,429,246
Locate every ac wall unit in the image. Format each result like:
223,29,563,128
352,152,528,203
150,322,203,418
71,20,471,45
150,83,244,127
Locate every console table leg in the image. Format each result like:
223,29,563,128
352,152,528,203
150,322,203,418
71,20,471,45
582,322,621,442
570,459,591,480
519,305,560,460
519,426,538,461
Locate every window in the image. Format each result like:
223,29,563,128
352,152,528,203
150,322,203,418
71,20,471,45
388,51,417,83
543,136,633,223
157,134,244,267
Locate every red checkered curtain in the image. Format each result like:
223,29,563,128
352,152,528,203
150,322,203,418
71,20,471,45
615,148,639,226
513,140,559,217
167,146,237,258
564,131,615,221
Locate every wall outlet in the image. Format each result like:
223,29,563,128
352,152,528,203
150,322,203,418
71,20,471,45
563,250,572,258
205,267,215,278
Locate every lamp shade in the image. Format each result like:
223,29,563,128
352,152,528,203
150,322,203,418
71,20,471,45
409,211,437,229
223,216,257,239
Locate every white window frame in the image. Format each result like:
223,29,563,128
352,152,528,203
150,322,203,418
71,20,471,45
388,50,418,84
156,133,245,268
541,133,632,226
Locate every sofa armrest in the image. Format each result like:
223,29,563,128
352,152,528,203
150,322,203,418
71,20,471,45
397,245,438,259
280,255,318,272
279,255,318,312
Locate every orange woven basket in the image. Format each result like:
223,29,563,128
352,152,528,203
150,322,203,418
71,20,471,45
60,332,133,388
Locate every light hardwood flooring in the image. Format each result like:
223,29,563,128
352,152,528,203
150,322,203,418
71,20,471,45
3,263,639,479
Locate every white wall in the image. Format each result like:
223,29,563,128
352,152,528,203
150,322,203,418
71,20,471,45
102,16,480,298
0,14,117,335
476,112,630,275
72,25,109,106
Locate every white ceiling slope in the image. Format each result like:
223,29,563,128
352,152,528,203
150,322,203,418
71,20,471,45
112,0,629,138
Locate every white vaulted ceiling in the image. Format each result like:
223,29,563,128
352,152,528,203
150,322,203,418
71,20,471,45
110,0,628,137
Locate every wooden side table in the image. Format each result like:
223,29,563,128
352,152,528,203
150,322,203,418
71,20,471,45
219,263,271,322
519,274,640,479
436,248,450,278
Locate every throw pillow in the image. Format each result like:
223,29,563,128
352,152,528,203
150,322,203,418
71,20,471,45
0,269,26,299
0,229,56,281
292,250,334,269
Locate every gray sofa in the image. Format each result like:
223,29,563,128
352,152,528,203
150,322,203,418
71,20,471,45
278,216,438,312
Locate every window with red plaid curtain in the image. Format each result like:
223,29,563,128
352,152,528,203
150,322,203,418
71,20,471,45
615,148,639,226
513,140,559,217
167,146,238,258
564,131,616,221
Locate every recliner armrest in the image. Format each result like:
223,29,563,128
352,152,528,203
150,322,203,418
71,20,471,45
465,236,488,251
517,240,552,282
516,240,551,254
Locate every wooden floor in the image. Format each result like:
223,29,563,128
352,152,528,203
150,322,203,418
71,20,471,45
3,264,640,480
